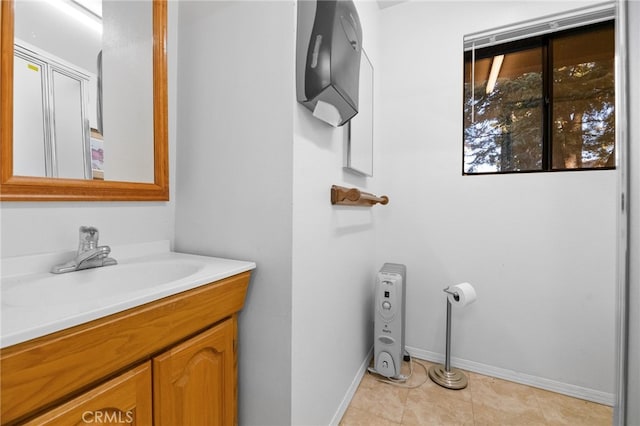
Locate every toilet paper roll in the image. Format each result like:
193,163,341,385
447,282,477,308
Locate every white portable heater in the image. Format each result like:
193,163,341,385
373,263,406,379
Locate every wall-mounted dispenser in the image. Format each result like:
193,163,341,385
296,0,362,127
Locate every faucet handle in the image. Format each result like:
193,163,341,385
78,226,99,252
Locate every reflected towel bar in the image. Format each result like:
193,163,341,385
330,185,389,207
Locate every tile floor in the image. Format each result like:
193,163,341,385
340,359,612,426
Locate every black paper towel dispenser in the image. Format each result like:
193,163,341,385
296,0,362,127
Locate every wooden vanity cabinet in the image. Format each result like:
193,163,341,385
22,362,153,426
0,272,250,425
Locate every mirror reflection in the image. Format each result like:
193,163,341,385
13,0,154,183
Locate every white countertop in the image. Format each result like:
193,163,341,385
0,241,256,348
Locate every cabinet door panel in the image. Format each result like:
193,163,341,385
153,318,236,426
24,362,152,426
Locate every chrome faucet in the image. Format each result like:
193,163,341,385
51,226,118,274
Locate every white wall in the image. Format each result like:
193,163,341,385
376,0,617,402
175,1,382,424
174,2,295,425
102,1,155,183
0,1,178,258
290,2,381,424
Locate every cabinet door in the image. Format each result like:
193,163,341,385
153,317,237,426
23,362,152,425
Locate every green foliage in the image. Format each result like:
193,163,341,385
463,60,615,173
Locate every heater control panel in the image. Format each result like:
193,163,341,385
377,277,399,322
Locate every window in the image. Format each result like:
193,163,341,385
463,21,615,174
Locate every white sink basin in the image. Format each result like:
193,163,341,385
1,242,256,348
3,260,203,307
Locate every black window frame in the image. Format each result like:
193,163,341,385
462,20,616,176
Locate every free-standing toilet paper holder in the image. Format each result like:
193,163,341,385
428,286,469,390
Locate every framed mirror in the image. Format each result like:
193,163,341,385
0,0,168,201
344,48,373,177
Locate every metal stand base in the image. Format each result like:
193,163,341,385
428,294,468,390
428,364,468,390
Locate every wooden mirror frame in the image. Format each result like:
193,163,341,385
0,0,168,201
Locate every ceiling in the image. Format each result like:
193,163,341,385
376,0,409,10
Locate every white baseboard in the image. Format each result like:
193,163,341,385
330,346,373,426
405,346,615,407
